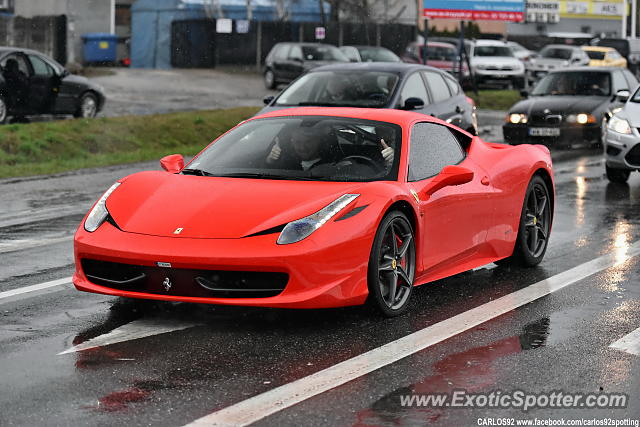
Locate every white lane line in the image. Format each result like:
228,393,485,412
610,327,640,356
58,319,200,355
0,235,73,254
0,277,73,301
185,241,640,427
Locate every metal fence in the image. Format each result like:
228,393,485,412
0,15,67,64
171,20,417,69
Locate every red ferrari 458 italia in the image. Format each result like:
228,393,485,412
73,107,554,316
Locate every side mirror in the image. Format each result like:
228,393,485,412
421,165,474,200
615,89,630,102
160,154,184,173
520,89,529,98
263,95,275,105
402,97,424,110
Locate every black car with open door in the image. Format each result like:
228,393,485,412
0,47,106,123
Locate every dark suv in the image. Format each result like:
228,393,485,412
263,42,349,89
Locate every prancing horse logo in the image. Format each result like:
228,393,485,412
174,227,183,235
163,277,172,292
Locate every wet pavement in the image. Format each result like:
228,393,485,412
1,149,640,426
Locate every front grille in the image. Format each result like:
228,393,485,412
81,259,288,298
625,144,640,166
529,113,562,126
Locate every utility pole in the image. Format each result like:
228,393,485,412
632,0,637,37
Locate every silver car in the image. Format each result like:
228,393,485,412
604,87,640,183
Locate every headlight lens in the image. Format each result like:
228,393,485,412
277,194,359,245
608,116,632,134
508,113,528,124
566,113,596,124
84,183,121,232
475,64,487,70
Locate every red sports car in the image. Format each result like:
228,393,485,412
73,108,554,316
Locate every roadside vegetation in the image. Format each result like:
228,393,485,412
469,90,522,111
0,107,259,179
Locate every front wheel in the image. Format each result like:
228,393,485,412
606,164,631,183
499,175,552,267
264,69,276,90
75,93,98,118
367,211,416,317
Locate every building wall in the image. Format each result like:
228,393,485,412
507,19,622,38
14,0,113,64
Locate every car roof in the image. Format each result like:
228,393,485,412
345,45,391,50
276,42,336,48
309,62,447,75
582,46,614,52
473,39,509,46
548,66,620,73
542,44,581,50
252,107,445,128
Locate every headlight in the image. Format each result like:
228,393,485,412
508,113,528,124
475,64,488,70
84,183,121,232
277,194,359,244
566,113,596,124
608,116,632,134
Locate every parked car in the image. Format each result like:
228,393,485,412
603,86,640,183
469,40,525,89
503,67,638,147
339,45,400,62
263,42,349,89
260,62,478,135
581,46,627,68
527,45,590,85
73,107,554,316
592,37,640,75
506,41,536,64
401,41,471,84
0,46,105,123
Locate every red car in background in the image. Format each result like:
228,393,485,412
73,108,554,317
402,41,471,84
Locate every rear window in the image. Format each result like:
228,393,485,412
585,51,605,60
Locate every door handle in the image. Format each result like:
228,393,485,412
481,176,490,186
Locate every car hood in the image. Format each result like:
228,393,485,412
106,171,363,239
509,96,606,115
619,101,640,127
471,56,521,67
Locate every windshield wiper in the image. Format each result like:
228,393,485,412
181,168,214,176
216,172,315,180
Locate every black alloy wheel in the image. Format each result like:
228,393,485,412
367,211,416,317
606,164,631,183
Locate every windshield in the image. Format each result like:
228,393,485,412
585,50,606,60
186,116,402,182
631,86,640,102
274,71,399,108
473,46,514,57
424,45,457,61
531,71,611,96
302,46,349,61
358,47,400,62
540,47,572,60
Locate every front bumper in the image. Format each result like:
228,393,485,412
604,127,640,170
474,70,525,86
73,221,374,309
503,123,601,146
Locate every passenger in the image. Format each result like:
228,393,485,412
2,58,28,109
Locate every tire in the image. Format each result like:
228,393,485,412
367,211,416,317
0,95,7,124
606,164,631,183
498,175,552,267
75,92,98,118
264,69,276,90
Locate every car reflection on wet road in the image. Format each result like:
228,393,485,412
0,152,639,426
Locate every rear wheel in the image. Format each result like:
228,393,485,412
367,211,416,317
498,175,551,267
606,164,631,183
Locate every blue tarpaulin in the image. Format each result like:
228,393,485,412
131,0,330,68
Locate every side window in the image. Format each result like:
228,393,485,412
400,73,429,106
408,122,465,181
274,45,290,61
612,70,628,92
1,54,30,76
289,46,303,60
443,74,461,95
28,55,54,77
422,72,452,102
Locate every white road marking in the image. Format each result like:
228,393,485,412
610,326,640,356
0,277,73,301
58,319,199,354
0,235,73,254
185,240,640,427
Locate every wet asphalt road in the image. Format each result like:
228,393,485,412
1,149,639,426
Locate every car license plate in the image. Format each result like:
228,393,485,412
529,127,560,137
